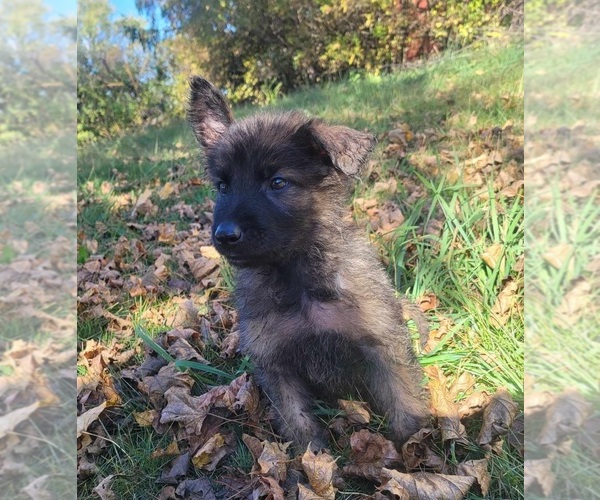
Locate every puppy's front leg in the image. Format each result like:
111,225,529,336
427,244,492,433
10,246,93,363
255,367,326,451
365,360,430,446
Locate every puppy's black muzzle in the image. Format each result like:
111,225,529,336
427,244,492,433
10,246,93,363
214,221,243,246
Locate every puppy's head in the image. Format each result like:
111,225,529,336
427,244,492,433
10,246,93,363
188,76,375,267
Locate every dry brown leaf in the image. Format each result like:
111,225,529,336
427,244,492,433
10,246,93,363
553,278,592,328
140,364,194,407
242,433,264,463
537,388,592,447
220,329,240,358
151,440,180,459
458,391,491,419
376,478,410,500
93,475,117,500
417,293,438,313
338,400,370,425
477,387,518,452
76,401,105,439
448,372,476,400
380,468,475,500
175,478,216,500
159,386,215,436
21,475,52,500
158,182,179,200
455,459,490,496
256,476,285,500
200,245,221,260
524,459,554,497
524,391,555,417
258,441,290,481
542,243,573,269
297,483,325,500
373,178,398,195
158,452,190,484
302,447,338,500
342,429,401,480
490,279,519,327
192,433,227,471
401,428,446,471
424,366,468,443
131,188,156,219
481,243,504,270
133,409,156,427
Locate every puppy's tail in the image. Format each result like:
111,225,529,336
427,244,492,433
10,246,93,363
400,296,429,348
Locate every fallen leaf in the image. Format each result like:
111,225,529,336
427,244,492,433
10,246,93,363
376,478,410,499
417,293,438,313
490,279,519,327
93,475,116,500
21,475,52,500
338,400,370,425
424,366,468,443
302,447,338,499
133,409,156,427
542,243,573,269
455,459,490,496
481,243,504,270
192,433,228,471
373,177,398,195
448,372,476,400
256,476,285,500
553,278,591,328
524,391,555,417
258,441,290,481
297,483,325,500
401,428,446,471
242,433,264,463
158,182,178,200
151,440,180,459
458,391,491,419
380,468,475,500
537,388,592,447
524,459,554,497
76,401,105,439
157,452,190,484
477,388,518,452
342,429,401,481
175,478,216,500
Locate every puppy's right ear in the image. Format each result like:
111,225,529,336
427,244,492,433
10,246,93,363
187,77,234,149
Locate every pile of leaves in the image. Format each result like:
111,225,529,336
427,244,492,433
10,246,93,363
77,313,522,499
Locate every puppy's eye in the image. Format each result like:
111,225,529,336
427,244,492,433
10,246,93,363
269,177,288,190
217,181,228,194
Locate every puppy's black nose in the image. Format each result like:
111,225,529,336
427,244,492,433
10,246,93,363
214,222,242,245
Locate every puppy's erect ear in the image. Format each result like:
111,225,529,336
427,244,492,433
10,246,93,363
187,76,234,149
309,121,376,177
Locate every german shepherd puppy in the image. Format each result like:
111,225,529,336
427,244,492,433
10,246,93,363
188,77,429,451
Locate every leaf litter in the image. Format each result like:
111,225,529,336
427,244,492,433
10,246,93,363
75,123,531,498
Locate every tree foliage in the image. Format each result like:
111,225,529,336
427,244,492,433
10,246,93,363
0,0,75,145
77,0,173,143
138,0,520,104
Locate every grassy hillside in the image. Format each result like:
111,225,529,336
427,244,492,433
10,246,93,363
77,40,524,499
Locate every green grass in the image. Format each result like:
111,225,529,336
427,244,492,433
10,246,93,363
524,29,600,499
0,132,76,497
77,39,524,499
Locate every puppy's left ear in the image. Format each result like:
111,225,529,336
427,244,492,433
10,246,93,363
310,121,376,177
187,76,234,149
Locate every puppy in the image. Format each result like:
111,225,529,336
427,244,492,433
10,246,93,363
187,77,429,451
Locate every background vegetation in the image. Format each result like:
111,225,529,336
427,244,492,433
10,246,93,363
74,0,524,144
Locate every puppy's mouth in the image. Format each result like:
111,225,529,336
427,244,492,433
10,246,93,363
222,252,274,268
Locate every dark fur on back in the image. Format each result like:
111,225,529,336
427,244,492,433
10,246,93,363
187,77,430,450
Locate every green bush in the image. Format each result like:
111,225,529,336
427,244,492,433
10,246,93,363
77,0,174,143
